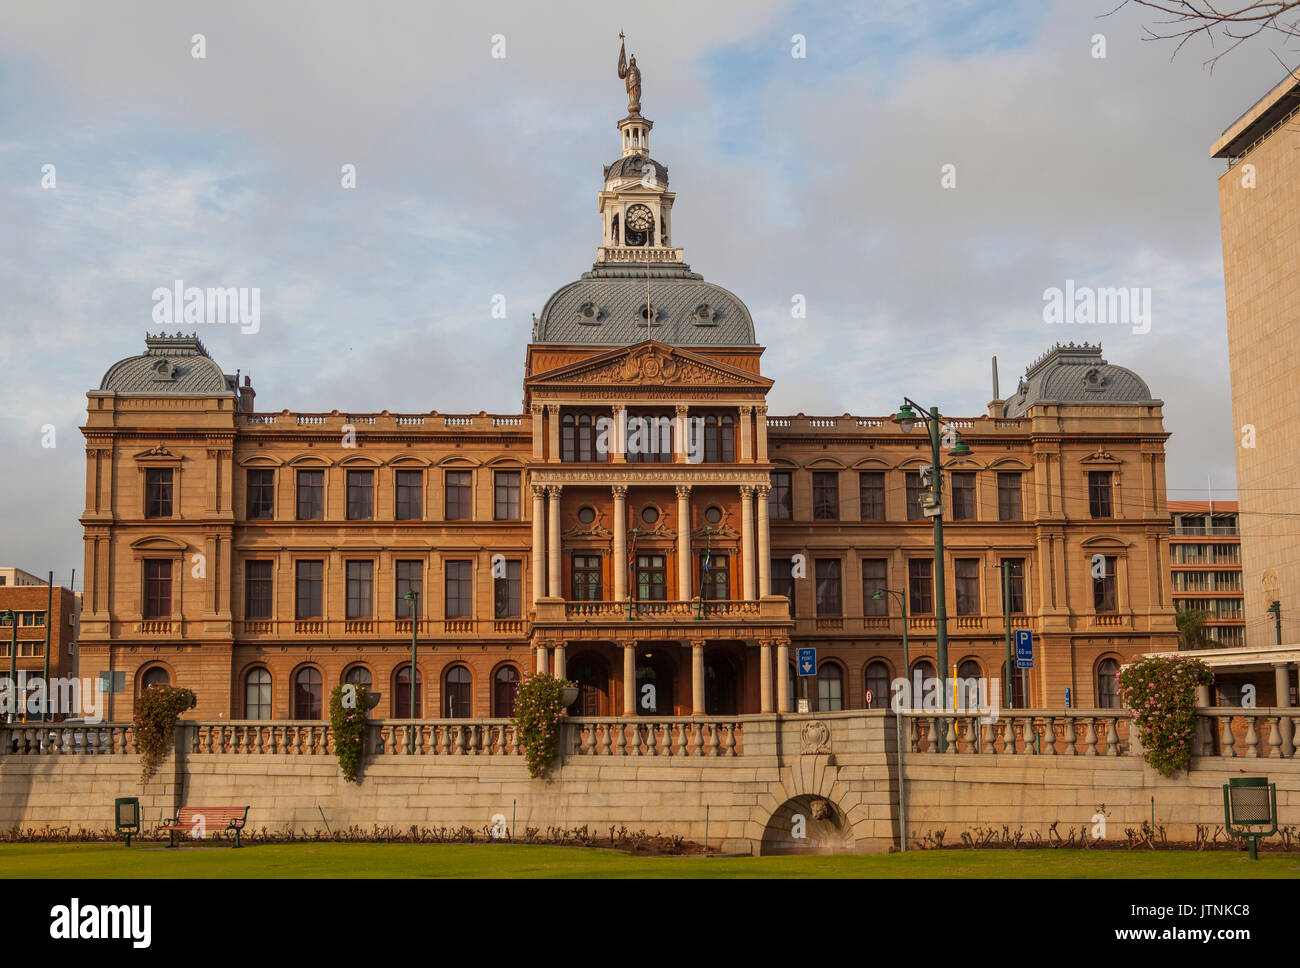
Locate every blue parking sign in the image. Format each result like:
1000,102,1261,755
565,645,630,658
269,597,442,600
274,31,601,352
1015,630,1034,669
797,647,816,677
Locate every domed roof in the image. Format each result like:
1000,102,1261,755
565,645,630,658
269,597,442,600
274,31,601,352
98,333,236,395
603,154,668,186
1002,343,1159,417
531,264,756,346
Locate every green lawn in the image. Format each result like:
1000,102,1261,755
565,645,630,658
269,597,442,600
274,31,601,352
0,843,1294,878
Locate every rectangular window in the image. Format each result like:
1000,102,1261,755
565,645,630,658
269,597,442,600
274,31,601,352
812,472,839,521
494,560,521,618
346,470,374,520
143,560,172,619
769,472,793,520
296,470,324,520
701,553,729,601
395,560,422,618
636,554,667,601
859,472,885,521
494,471,521,520
295,560,323,619
950,472,976,521
395,469,423,520
572,554,602,601
445,560,472,618
244,561,273,619
997,473,1023,521
905,471,926,521
1088,471,1113,519
954,558,980,615
345,561,373,619
1000,558,1026,614
246,469,275,520
861,559,888,615
445,470,472,520
771,557,795,613
815,558,842,616
145,468,173,518
1093,556,1118,612
908,559,933,615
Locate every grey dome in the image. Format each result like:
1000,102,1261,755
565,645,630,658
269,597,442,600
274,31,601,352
532,264,757,346
98,333,235,395
603,154,668,186
1002,343,1159,417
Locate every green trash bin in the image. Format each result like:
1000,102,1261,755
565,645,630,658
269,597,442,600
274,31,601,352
1223,777,1277,860
114,797,140,847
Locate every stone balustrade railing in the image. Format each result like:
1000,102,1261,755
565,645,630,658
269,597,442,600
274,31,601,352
901,709,1132,756
1198,708,1299,758
1,723,137,755
567,718,743,756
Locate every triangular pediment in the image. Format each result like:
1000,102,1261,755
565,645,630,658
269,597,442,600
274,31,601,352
526,341,771,392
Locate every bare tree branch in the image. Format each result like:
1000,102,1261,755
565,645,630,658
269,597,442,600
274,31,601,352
1108,1,1300,69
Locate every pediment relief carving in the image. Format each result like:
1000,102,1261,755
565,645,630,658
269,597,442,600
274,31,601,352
531,343,766,390
1080,449,1122,465
134,444,181,462
692,523,740,540
562,523,613,539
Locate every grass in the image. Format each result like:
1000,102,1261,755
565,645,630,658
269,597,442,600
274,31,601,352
0,843,1295,878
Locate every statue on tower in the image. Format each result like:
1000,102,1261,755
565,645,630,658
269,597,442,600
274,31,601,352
617,32,641,114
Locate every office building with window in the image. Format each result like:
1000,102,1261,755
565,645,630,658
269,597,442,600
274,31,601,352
77,86,1177,720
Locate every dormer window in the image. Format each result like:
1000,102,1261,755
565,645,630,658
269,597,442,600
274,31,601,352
693,304,717,325
152,359,176,382
576,302,602,324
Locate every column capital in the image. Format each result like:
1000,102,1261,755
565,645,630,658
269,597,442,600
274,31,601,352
545,484,563,498
531,483,547,499
755,483,770,496
545,403,561,415
739,484,756,499
756,404,768,416
530,403,545,415
611,484,629,499
738,404,754,415
612,403,627,413
675,484,692,499
690,638,707,649
674,404,689,417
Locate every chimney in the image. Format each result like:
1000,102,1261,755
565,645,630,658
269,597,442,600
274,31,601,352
239,375,256,413
987,355,1005,417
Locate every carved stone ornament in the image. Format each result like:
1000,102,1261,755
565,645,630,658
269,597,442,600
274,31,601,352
809,798,833,821
800,720,832,755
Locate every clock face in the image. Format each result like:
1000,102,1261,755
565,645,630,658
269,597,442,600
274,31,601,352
625,204,653,231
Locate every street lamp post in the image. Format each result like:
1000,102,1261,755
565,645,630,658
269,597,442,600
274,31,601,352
891,399,971,745
403,590,419,753
1267,600,1282,647
1,610,14,724
872,588,910,686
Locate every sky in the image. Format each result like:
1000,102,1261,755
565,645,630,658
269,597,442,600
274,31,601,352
0,0,1284,587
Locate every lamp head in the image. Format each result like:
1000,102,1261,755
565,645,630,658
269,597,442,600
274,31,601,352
949,436,972,460
872,590,884,600
892,402,918,434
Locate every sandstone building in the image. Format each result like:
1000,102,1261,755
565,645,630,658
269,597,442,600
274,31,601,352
78,77,1178,722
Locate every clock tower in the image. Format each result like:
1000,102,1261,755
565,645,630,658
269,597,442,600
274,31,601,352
597,45,682,265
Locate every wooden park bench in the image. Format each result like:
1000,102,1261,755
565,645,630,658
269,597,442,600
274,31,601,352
159,805,250,848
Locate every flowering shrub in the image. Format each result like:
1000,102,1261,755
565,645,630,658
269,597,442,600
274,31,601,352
329,684,370,783
512,673,575,778
134,685,196,783
1117,655,1212,777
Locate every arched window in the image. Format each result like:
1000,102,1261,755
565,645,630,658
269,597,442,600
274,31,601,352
956,659,983,710
141,666,170,691
244,668,271,719
344,666,373,691
577,413,594,462
445,666,471,718
817,662,843,712
494,666,520,718
865,661,891,710
394,664,422,718
293,667,323,720
1097,658,1120,709
703,414,736,463
561,414,575,462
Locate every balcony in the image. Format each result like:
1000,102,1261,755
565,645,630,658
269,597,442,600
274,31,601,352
533,597,792,638
237,618,529,639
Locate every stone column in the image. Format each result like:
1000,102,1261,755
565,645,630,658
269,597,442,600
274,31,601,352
612,485,628,601
738,405,753,461
674,405,689,463
546,404,560,463
546,485,562,598
530,404,544,459
692,640,706,715
676,485,692,601
623,643,636,716
760,639,773,713
1275,664,1292,707
611,404,627,462
755,404,769,462
531,485,546,605
756,483,771,597
553,643,566,680
535,644,548,675
740,485,756,601
777,639,791,713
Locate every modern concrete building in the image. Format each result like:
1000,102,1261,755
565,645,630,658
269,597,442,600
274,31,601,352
1212,71,1300,650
